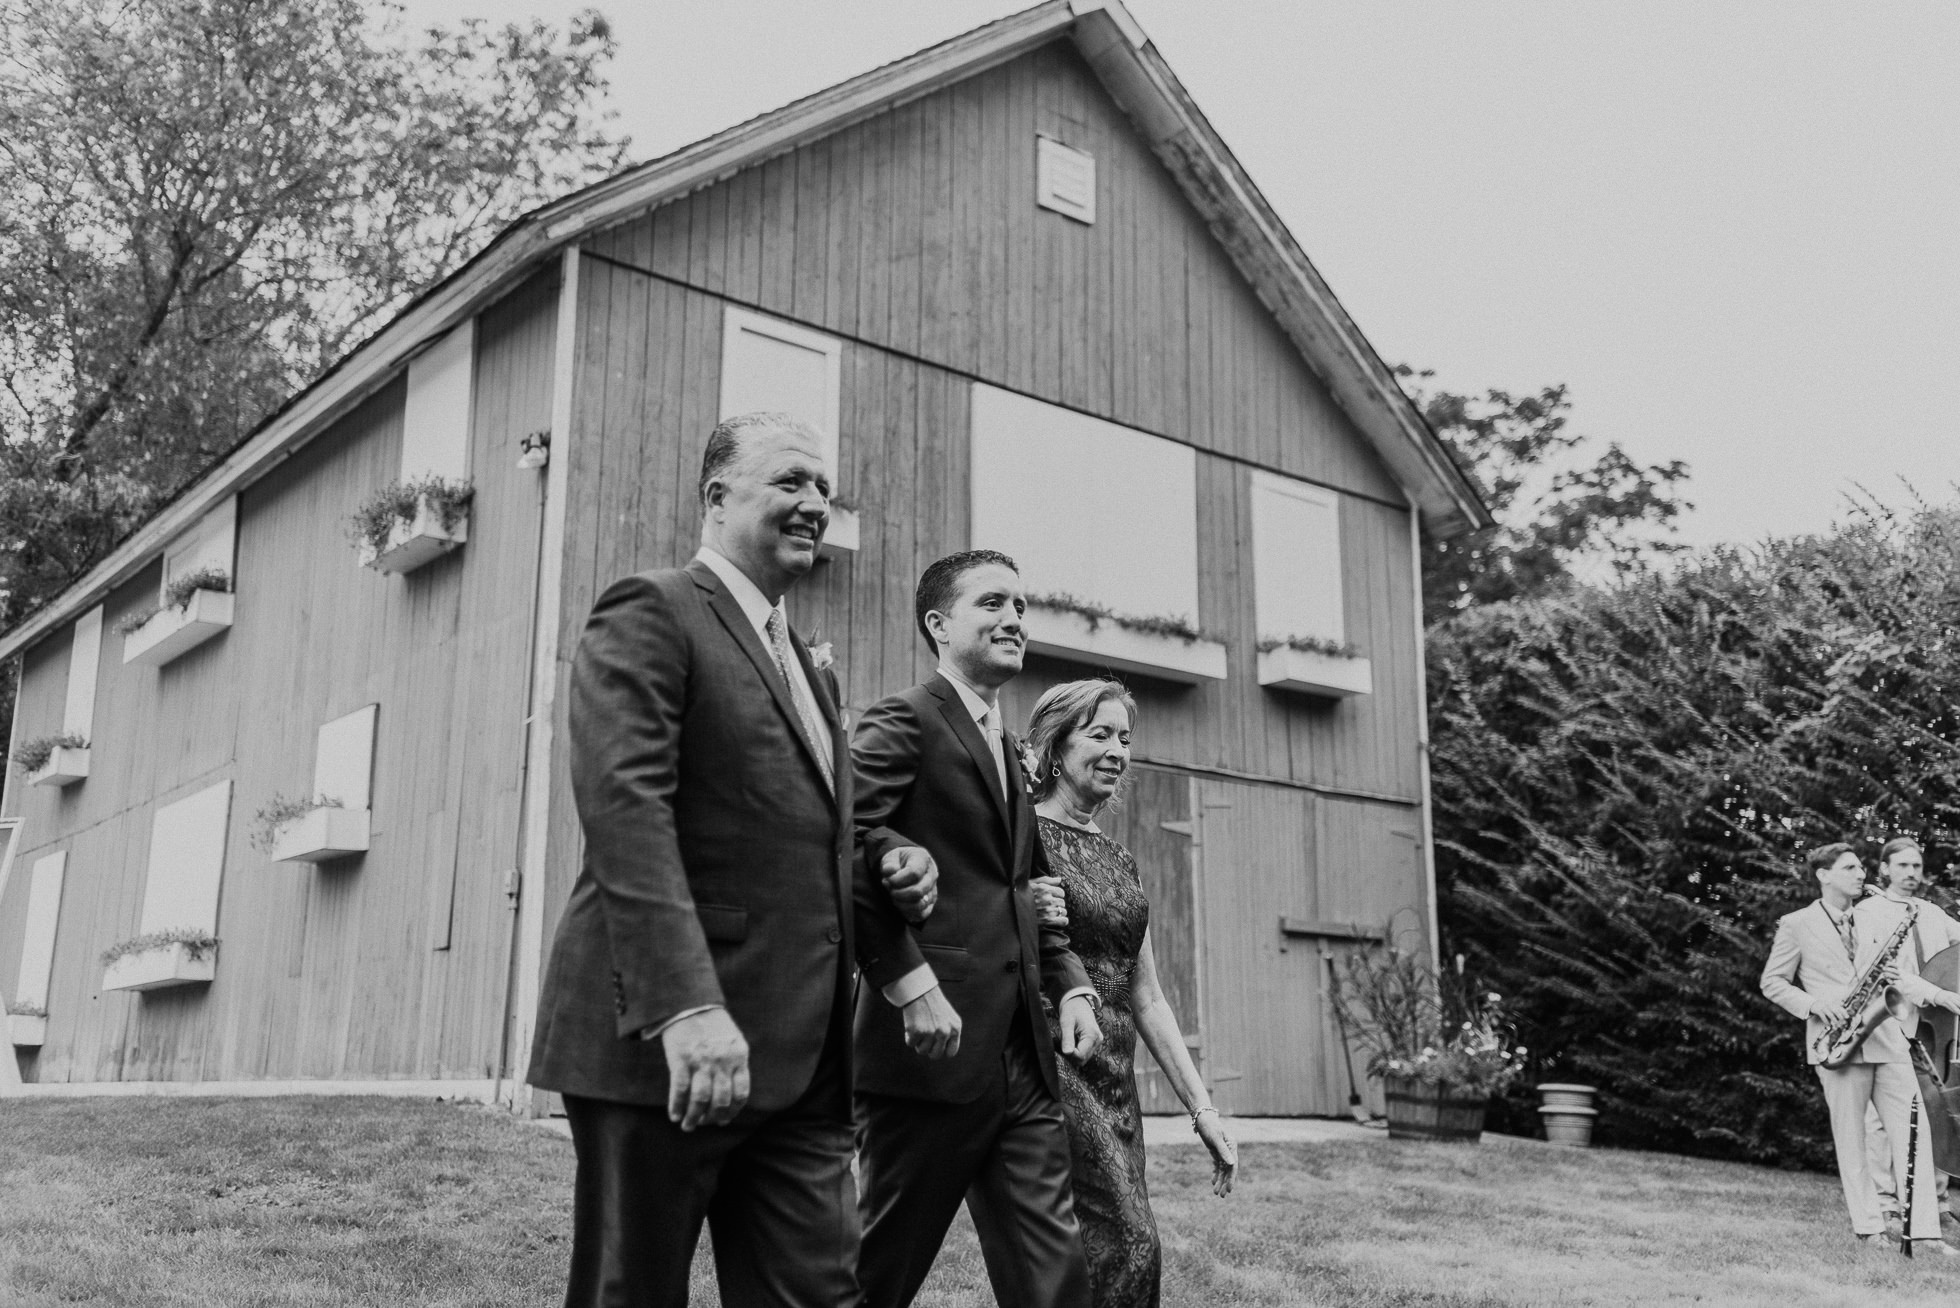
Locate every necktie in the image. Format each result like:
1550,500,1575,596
764,609,835,793
1836,910,1857,962
981,705,1009,806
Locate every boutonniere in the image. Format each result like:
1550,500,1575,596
804,627,835,672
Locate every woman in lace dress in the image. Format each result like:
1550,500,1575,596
1023,678,1235,1308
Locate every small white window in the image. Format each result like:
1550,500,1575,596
970,385,1198,623
1036,136,1096,224
719,307,843,480
138,780,232,936
62,606,103,740
15,850,66,1011
162,497,237,594
401,321,476,482
314,705,378,810
1252,471,1344,645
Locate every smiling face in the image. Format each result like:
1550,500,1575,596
1818,850,1866,901
1055,696,1133,812
701,424,831,599
1884,846,1926,897
926,562,1026,689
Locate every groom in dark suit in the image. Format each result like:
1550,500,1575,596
852,549,1102,1308
528,412,939,1308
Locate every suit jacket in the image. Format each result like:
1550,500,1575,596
1761,897,1945,1066
528,561,905,1113
851,673,1093,1104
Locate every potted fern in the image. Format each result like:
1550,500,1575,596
100,927,220,992
350,474,473,575
1256,633,1373,699
119,567,234,667
253,793,367,864
12,731,90,788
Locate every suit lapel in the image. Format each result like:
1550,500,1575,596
928,675,1013,841
691,563,831,788
1003,727,1033,871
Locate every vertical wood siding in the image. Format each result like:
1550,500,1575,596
0,270,557,1084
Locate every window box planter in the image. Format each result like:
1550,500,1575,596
817,506,861,561
1257,646,1373,699
359,497,469,574
102,941,217,993
272,806,371,863
9,1014,46,1047
27,745,90,789
122,589,234,667
1026,602,1227,685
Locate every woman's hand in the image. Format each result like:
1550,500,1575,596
1031,874,1068,928
1195,1110,1236,1196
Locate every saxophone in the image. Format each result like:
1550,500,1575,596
1813,902,1920,1070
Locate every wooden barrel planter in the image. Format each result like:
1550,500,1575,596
1383,1075,1488,1142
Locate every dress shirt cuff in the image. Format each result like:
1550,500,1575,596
640,1004,722,1041
1060,986,1098,1010
882,964,940,1008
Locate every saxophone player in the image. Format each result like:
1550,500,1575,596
1761,842,1960,1253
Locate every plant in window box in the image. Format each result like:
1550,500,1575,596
8,1001,47,1047
253,793,368,864
1023,592,1228,685
1256,633,1373,699
100,927,220,992
818,496,861,560
350,474,474,574
12,731,91,788
118,567,235,667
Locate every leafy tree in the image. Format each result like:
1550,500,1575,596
1429,502,1960,1167
0,0,628,745
1402,366,1693,617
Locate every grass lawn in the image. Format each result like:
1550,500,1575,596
4,1096,1958,1306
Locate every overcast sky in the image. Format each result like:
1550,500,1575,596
394,0,1959,549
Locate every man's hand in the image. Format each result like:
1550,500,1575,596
901,986,963,1059
657,1008,750,1131
1058,994,1101,1064
881,846,939,924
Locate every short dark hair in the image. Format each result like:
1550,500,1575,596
1880,836,1924,867
915,550,1018,653
697,411,819,510
1806,842,1857,877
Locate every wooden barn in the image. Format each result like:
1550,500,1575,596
0,0,1486,1115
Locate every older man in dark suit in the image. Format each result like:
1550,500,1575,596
851,549,1102,1308
528,412,940,1308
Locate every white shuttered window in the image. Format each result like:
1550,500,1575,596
1251,471,1344,646
719,307,843,479
139,781,233,936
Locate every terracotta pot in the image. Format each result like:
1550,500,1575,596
1383,1074,1488,1143
1536,1082,1599,1147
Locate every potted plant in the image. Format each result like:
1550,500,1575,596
1536,1082,1599,1146
100,927,219,992
8,1002,47,1047
252,793,367,864
1334,943,1527,1142
349,474,474,575
1256,633,1373,699
12,731,91,788
1024,591,1228,684
118,566,234,667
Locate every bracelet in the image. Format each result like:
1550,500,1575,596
1190,1105,1219,1132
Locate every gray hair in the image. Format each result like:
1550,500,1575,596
697,411,824,510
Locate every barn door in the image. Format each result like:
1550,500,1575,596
1099,765,1200,1114
1193,779,1335,1116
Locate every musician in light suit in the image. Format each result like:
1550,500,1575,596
1761,841,1960,1253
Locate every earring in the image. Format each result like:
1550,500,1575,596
1051,765,1061,778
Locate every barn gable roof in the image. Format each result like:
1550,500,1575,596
0,0,1487,663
